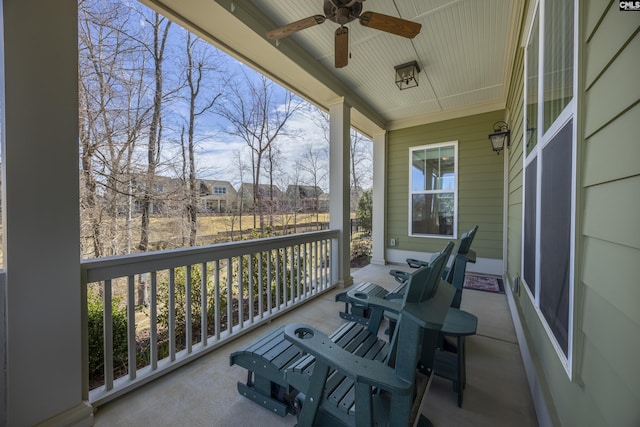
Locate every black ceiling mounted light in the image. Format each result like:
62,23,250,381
488,121,511,154
394,60,420,90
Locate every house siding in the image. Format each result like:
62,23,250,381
579,1,640,424
386,111,505,260
505,1,640,426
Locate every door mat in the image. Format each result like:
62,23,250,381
463,274,504,293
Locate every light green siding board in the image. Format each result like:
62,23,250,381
387,111,504,257
582,237,640,326
583,103,640,187
585,0,610,38
585,3,640,87
584,32,640,137
581,287,640,422
580,338,639,426
583,175,640,248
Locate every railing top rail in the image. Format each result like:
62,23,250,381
81,229,339,284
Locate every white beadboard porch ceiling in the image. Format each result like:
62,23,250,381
144,0,523,135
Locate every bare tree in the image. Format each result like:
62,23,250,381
179,32,224,246
138,11,173,252
231,150,249,240
349,129,373,210
299,143,328,227
217,74,302,235
79,0,151,257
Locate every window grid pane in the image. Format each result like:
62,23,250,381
543,0,574,132
410,143,456,238
539,120,573,357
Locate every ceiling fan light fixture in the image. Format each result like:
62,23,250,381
394,61,420,90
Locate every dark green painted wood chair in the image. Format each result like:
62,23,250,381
335,226,477,324
230,245,454,425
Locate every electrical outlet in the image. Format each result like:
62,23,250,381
390,238,396,247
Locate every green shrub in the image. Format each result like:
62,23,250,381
356,189,372,235
87,291,128,376
350,237,372,261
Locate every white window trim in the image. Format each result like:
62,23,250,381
408,141,458,240
521,0,578,380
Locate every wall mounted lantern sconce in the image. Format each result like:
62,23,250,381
488,121,511,154
394,60,420,90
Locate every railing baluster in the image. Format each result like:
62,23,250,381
227,258,233,334
185,265,192,354
289,245,299,304
320,240,329,288
104,279,114,392
282,248,287,307
214,260,220,340
238,256,244,329
314,241,319,292
258,251,264,319
325,239,330,288
304,243,313,296
127,276,136,381
296,245,304,301
266,251,272,316
169,268,176,362
248,253,254,324
275,249,280,310
150,272,158,370
201,262,208,346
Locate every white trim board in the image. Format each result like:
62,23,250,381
504,275,553,427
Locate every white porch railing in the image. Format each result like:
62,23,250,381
81,230,340,407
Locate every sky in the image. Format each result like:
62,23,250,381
79,0,372,193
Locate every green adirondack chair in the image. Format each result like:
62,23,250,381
284,250,455,426
230,243,454,425
336,225,477,324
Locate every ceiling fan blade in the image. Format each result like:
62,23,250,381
266,15,326,40
359,11,421,39
335,26,349,68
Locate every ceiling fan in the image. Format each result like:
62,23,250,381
266,0,422,68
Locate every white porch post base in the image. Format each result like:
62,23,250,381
36,402,94,427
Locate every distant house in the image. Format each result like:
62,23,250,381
198,179,237,213
238,183,284,212
130,174,183,216
286,185,328,212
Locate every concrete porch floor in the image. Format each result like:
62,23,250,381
93,264,538,427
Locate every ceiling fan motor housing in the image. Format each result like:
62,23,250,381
324,0,362,25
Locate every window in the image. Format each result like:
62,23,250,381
409,142,457,238
522,0,576,376
214,186,226,195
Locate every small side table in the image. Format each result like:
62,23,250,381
434,308,477,407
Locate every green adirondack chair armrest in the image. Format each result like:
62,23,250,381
345,288,404,314
283,323,412,395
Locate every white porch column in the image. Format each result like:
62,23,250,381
328,99,353,287
370,131,387,265
1,1,92,426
